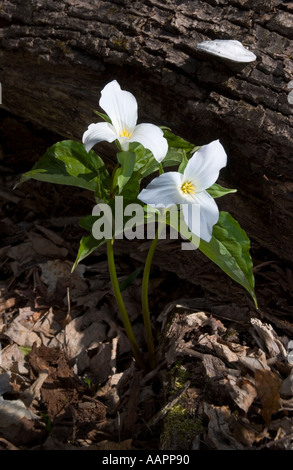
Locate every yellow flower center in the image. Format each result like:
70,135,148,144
120,127,131,138
181,181,196,195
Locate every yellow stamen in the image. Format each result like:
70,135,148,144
120,127,131,138
181,181,196,195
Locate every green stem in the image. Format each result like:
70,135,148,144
107,238,145,369
142,227,160,370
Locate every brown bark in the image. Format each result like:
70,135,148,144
0,0,293,261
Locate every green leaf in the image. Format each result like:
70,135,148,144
165,206,200,250
162,147,187,169
130,143,190,181
207,183,237,198
178,151,188,174
16,140,110,198
120,172,141,204
119,267,143,292
78,215,100,231
114,151,136,193
93,110,112,124
18,346,32,356
165,209,257,306
130,143,159,179
199,212,257,306
163,129,197,153
72,234,105,271
128,133,199,184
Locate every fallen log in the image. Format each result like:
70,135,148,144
0,0,292,260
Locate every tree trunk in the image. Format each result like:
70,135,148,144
1,0,293,261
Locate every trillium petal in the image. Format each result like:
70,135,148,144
82,122,117,152
99,80,138,135
130,123,168,162
184,140,227,191
138,172,184,207
182,190,219,242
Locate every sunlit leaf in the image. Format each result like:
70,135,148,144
166,209,257,306
16,140,110,199
93,110,112,124
114,151,136,193
72,235,105,271
206,183,237,198
199,211,257,306
163,129,197,153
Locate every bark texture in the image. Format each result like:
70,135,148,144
1,0,293,260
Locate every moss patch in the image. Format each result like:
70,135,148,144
161,404,203,450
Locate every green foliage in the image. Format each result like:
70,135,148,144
40,413,52,432
206,183,237,198
16,140,110,200
163,128,197,154
113,151,136,193
119,267,143,292
199,211,257,306
18,129,256,306
93,110,112,124
130,143,158,179
17,81,259,374
72,234,105,271
166,209,256,305
18,346,32,356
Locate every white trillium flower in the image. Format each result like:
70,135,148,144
138,140,227,242
82,80,168,162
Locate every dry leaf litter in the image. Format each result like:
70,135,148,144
0,113,293,450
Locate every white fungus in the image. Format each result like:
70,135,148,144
196,39,257,63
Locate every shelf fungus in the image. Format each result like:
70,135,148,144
196,39,257,63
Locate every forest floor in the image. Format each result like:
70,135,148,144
0,110,293,451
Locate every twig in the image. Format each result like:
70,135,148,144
257,432,293,450
141,360,166,386
148,380,191,427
